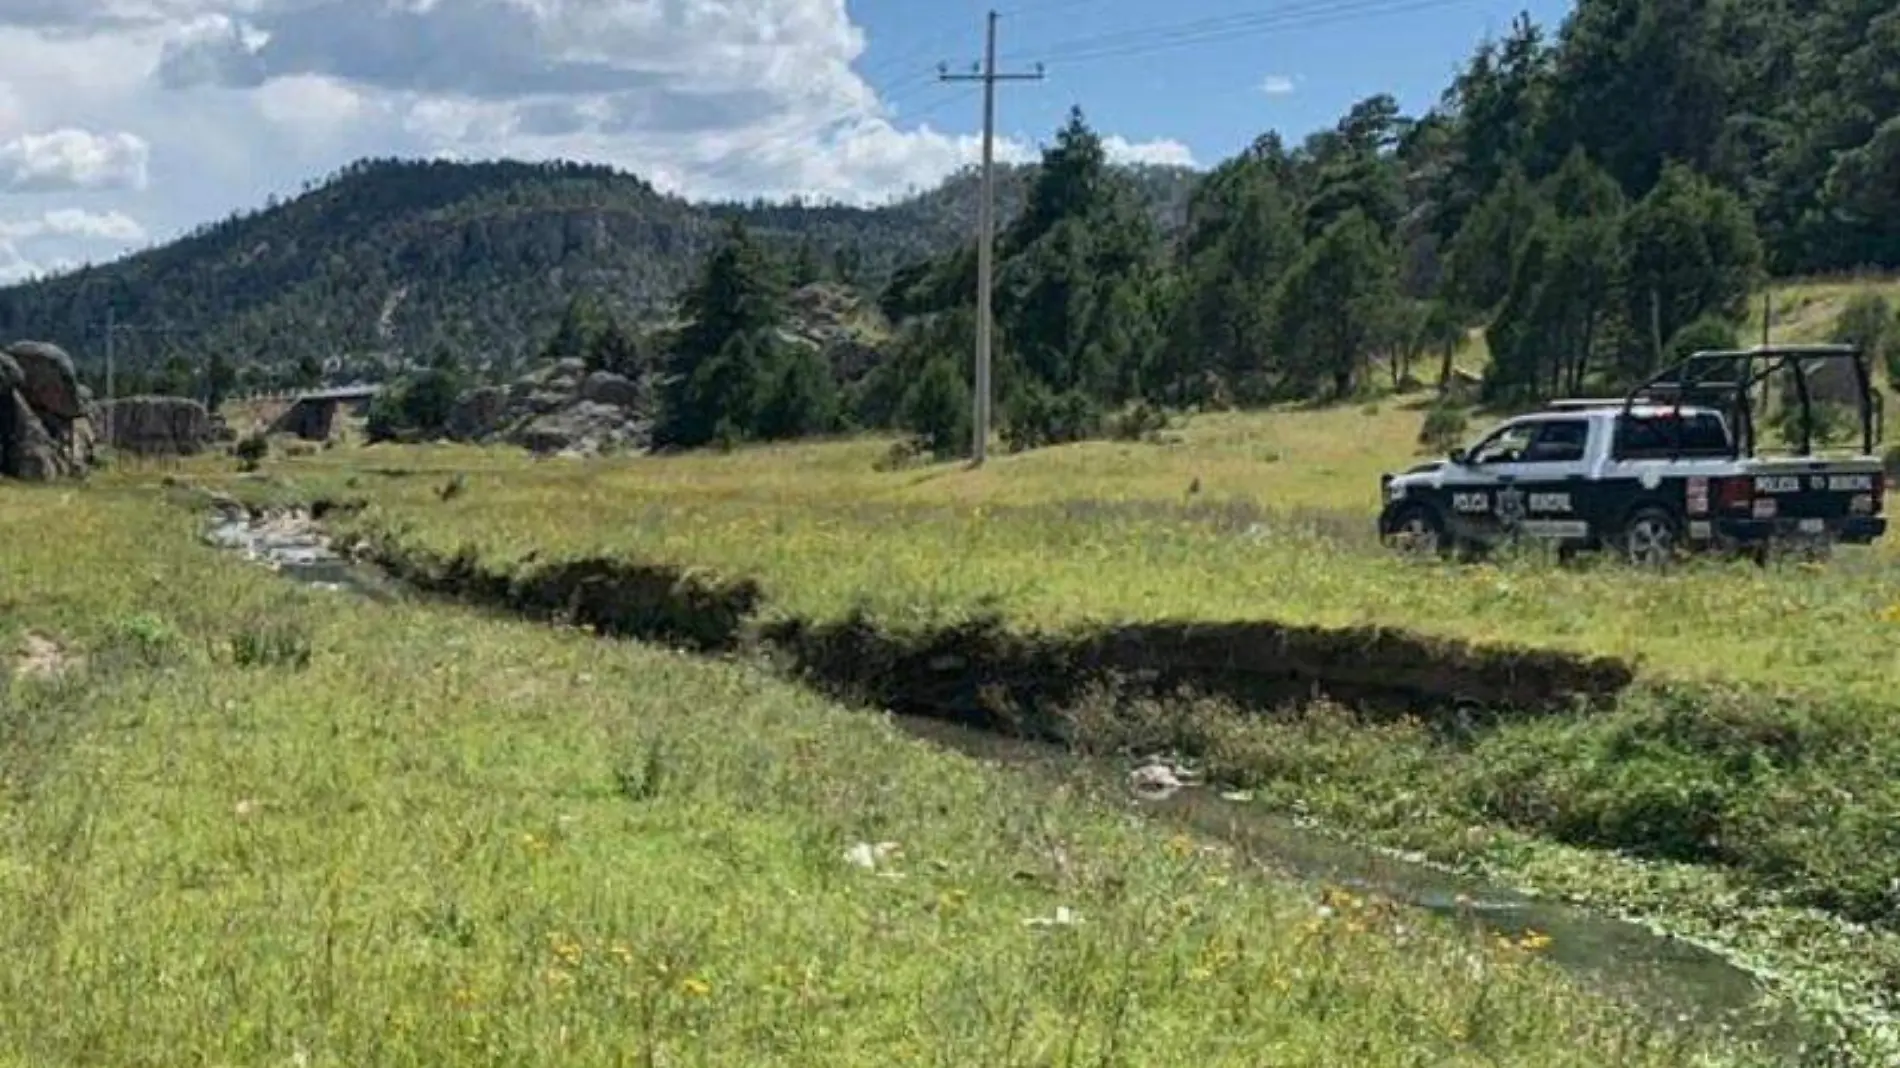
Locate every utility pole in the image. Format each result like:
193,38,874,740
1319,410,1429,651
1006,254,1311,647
104,306,115,450
99,314,195,453
941,11,1042,466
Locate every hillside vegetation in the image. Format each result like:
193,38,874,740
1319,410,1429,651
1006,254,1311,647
0,159,1194,392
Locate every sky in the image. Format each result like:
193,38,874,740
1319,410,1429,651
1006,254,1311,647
0,0,1573,285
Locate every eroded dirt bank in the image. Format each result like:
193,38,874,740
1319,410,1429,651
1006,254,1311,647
349,527,1637,729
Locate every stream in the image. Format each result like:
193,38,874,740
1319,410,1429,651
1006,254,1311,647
203,505,1826,1062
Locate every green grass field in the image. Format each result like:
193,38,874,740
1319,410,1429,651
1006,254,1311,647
9,276,1895,1063
266,394,1900,707
0,486,1765,1067
139,314,1900,1051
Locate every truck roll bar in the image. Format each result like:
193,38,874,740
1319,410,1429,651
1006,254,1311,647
1620,344,1881,460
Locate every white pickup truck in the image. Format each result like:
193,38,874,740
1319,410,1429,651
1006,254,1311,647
1378,344,1889,563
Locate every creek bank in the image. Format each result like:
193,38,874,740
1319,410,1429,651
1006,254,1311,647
349,530,1637,725
201,505,1897,1063
199,505,1822,1060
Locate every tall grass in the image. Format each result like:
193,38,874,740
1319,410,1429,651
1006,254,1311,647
0,485,1755,1066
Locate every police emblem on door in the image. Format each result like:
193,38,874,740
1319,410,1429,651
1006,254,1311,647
1497,486,1526,527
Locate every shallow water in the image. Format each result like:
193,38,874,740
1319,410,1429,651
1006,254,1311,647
208,508,1827,1063
897,710,1825,1060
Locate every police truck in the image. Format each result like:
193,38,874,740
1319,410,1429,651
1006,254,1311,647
1378,344,1889,564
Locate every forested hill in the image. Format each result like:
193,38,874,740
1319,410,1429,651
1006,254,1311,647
1,0,1894,398
0,157,1197,387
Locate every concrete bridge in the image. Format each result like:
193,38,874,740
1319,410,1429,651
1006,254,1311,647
267,384,383,440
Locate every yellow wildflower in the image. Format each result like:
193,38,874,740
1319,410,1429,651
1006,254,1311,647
681,977,712,998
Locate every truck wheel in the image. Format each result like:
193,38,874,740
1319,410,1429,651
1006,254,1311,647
1621,507,1679,567
1384,505,1449,558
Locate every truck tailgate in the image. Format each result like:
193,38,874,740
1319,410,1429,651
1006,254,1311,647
1737,460,1885,521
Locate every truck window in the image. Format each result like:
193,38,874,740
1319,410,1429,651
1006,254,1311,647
1522,420,1589,463
1470,419,1590,464
1613,413,1732,458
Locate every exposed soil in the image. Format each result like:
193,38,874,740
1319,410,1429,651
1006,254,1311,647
11,633,75,682
344,527,1635,733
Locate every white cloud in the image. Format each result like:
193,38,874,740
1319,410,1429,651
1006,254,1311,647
0,0,1201,267
1104,136,1196,168
0,128,151,192
1260,74,1297,96
0,242,43,285
0,208,147,243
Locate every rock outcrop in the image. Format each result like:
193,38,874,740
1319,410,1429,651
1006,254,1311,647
6,341,82,421
99,395,213,456
449,361,652,456
783,283,889,383
0,340,86,482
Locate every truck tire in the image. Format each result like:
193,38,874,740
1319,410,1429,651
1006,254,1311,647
1384,504,1450,558
1620,506,1680,567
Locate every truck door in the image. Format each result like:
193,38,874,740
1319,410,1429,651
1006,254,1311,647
1486,418,1592,541
1446,418,1592,542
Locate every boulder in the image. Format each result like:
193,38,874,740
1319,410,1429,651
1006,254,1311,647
0,389,69,481
509,400,648,456
526,390,571,415
6,341,82,420
100,395,213,456
579,370,643,410
448,385,509,441
0,353,20,395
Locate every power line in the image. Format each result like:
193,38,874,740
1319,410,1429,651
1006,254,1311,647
1000,0,1481,67
673,0,1476,206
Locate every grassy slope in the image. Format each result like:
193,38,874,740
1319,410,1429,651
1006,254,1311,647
0,485,1750,1067
274,395,1900,707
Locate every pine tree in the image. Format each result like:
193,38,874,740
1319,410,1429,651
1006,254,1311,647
1272,209,1399,399
656,219,788,448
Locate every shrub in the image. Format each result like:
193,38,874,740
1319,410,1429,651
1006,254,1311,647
1108,401,1171,443
230,616,314,670
1418,405,1469,454
1002,384,1103,453
897,355,972,460
234,432,268,471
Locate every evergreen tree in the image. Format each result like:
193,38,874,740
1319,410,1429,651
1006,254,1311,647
585,315,647,380
755,342,839,441
204,350,236,412
789,237,823,288
656,219,787,448
899,353,973,459
1484,149,1627,400
545,294,605,364
1272,209,1399,399
1443,165,1547,317
1618,163,1763,377
293,353,324,390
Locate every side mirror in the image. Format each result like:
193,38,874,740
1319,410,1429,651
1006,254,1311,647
1446,448,1468,466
